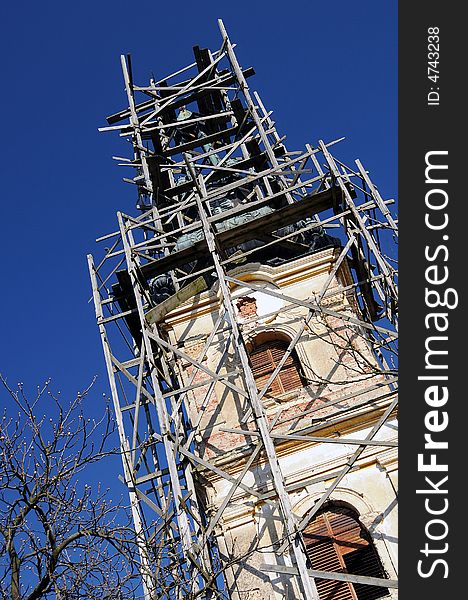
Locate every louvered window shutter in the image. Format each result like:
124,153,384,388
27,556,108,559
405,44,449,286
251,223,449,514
303,507,389,600
249,340,303,395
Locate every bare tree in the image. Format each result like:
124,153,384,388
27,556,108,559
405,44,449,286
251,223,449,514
0,376,142,600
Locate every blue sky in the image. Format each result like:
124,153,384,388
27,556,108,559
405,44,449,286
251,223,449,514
1,1,396,440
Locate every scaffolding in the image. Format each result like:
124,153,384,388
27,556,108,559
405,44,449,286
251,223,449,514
88,20,398,600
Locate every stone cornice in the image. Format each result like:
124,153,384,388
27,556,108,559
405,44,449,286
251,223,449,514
159,247,354,329
196,393,397,481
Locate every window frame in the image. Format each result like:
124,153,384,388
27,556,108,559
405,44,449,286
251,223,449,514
248,336,305,398
303,505,390,600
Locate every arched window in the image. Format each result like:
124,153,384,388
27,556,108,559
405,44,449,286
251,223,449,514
303,505,389,600
249,338,304,395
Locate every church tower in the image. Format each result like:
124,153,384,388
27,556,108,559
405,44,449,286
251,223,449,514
89,21,398,600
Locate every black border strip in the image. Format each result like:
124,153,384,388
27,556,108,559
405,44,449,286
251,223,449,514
400,3,463,597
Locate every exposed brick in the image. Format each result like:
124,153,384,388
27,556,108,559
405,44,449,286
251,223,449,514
236,296,257,318
184,338,207,359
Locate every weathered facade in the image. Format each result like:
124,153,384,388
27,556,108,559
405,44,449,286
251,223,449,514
163,248,397,598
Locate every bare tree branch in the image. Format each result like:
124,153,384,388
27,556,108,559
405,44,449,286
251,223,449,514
0,375,143,599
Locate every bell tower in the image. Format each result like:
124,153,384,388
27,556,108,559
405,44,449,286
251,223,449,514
89,20,398,600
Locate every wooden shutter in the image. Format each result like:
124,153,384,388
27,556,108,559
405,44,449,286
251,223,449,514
303,507,389,600
304,512,356,600
249,340,303,395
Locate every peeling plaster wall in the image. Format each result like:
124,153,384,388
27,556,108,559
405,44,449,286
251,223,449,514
160,248,398,598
